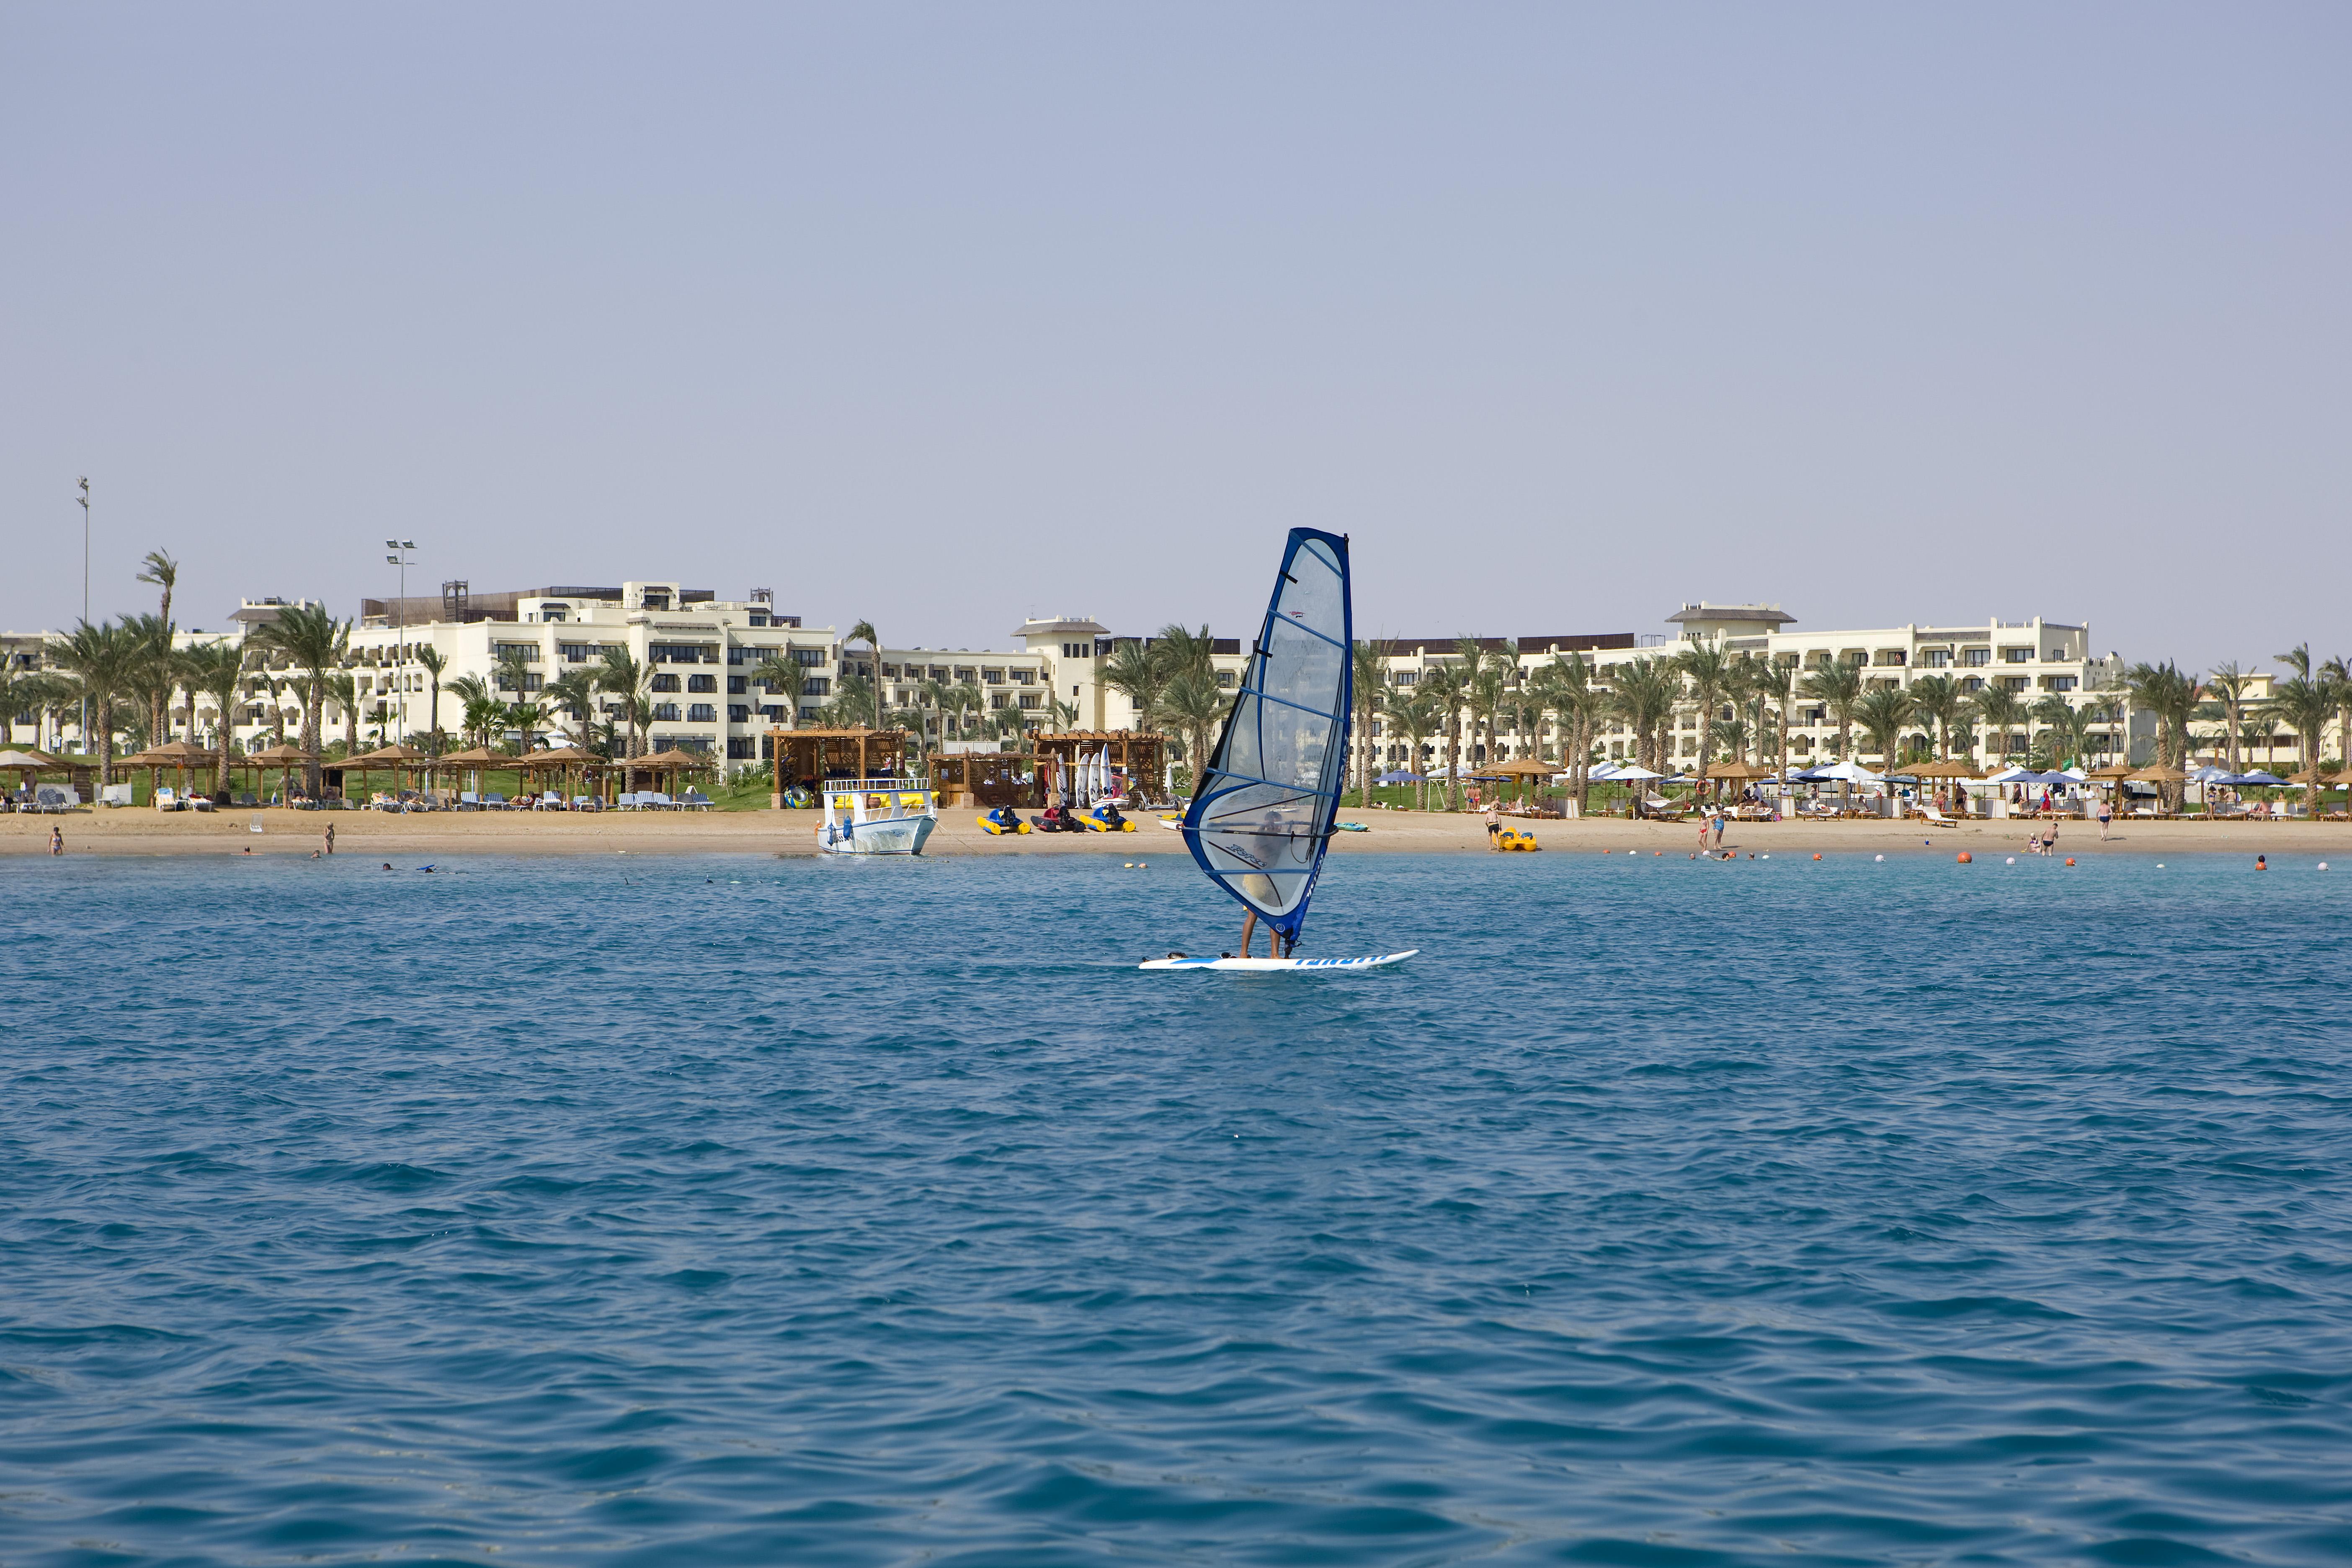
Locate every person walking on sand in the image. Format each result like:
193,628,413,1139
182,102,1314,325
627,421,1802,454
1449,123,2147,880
2096,796,2112,841
1710,806,1726,851
1485,799,1500,850
323,822,335,856
50,825,64,856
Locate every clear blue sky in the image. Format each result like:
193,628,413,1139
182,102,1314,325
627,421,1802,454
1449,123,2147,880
3,5,2345,668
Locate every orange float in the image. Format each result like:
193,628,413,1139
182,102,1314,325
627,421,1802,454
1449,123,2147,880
1956,851,1972,864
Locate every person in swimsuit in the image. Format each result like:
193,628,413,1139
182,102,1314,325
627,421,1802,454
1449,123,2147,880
50,825,63,856
1485,801,1500,848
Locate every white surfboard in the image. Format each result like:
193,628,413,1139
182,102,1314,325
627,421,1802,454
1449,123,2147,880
1138,950,1417,972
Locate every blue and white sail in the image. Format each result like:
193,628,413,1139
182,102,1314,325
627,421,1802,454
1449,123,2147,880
1181,529,1352,945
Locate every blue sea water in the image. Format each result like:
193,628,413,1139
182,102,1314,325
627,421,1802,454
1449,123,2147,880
3,846,2349,1566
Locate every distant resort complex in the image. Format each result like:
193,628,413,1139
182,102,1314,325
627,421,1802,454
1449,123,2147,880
4,566,2347,814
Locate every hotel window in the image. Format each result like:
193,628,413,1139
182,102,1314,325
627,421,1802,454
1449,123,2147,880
2000,676,2030,692
687,674,717,694
2047,676,2077,692
493,642,540,663
1216,671,1235,688
928,665,949,681
880,663,899,678
1018,693,1041,709
652,673,681,693
791,647,826,668
727,676,747,694
687,704,717,723
1962,647,1991,667
1876,650,1906,665
1010,668,1034,684
2002,647,2033,663
728,738,757,758
799,705,820,721
1962,677,1984,692
989,692,1009,709
1920,648,1951,668
982,668,1005,685
727,705,750,724
954,666,977,683
559,643,591,664
1393,669,1418,685
801,676,830,696
653,702,681,722
759,704,785,722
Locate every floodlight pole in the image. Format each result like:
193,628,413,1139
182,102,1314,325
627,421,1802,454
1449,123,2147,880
76,478,90,752
385,540,417,741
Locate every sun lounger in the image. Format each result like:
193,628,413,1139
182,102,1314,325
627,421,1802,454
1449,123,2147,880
680,790,713,811
1917,803,1965,828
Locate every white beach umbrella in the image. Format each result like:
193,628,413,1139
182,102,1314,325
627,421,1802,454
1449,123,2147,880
1810,760,1883,783
1610,765,1664,781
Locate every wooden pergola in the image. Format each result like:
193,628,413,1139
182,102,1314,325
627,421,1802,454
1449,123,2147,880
932,750,1039,809
118,739,220,803
766,727,908,803
1029,731,1166,802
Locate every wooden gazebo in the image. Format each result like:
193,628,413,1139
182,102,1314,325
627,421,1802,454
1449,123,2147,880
932,750,1039,810
119,739,219,803
1029,731,1166,803
765,727,907,805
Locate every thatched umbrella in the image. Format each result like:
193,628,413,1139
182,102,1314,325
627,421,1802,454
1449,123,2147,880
125,738,219,803
2129,762,2188,815
638,747,712,800
435,746,512,802
1489,755,1555,808
338,743,435,805
0,747,64,802
521,745,598,806
244,741,315,805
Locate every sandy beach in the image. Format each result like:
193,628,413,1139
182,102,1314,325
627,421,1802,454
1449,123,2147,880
12,807,2348,859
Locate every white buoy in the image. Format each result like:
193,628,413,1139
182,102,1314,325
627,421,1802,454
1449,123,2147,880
2320,863,2330,871
2006,856,2016,864
1875,854,1884,862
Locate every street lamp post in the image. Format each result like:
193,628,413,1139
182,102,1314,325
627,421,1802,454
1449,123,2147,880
385,540,417,741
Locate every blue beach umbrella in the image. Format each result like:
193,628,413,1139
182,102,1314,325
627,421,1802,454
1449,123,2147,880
1377,769,1424,784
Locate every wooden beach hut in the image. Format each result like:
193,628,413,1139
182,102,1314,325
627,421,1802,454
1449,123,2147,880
764,727,908,805
1029,731,1167,805
931,750,1039,810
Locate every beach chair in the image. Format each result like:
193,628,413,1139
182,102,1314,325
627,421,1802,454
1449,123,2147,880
482,792,507,810
647,792,674,810
1919,803,1964,828
572,794,597,811
155,787,178,812
681,790,713,811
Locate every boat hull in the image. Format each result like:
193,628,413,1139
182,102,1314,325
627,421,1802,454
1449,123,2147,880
818,814,936,855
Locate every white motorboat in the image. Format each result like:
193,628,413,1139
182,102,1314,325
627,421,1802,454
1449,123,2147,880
817,778,937,855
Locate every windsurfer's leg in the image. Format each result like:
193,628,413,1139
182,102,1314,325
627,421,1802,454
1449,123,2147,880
1240,909,1258,957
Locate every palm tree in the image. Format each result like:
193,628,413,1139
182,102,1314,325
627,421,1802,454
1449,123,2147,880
1351,639,1390,806
2258,675,2334,796
946,682,984,743
46,620,142,787
460,695,505,752
2200,661,2252,769
544,668,600,744
1101,638,1169,737
179,641,247,797
1453,637,1513,776
328,671,361,755
2030,694,2087,770
2124,660,2202,810
1749,660,1796,795
1854,686,1916,773
1414,663,1467,810
848,620,884,731
1672,642,1736,799
750,652,807,729
1534,652,1604,814
1970,684,2026,771
1381,686,1440,809
1161,666,1230,800
249,602,348,797
2081,694,2124,768
1798,659,1864,763
134,550,179,739
0,668,31,747
594,650,655,759
913,676,957,749
2321,655,2351,770
1608,658,1677,778
415,645,449,753
505,699,550,756
1907,674,1963,761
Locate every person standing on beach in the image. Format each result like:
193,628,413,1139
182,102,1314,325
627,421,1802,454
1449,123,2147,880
2097,796,2112,841
50,825,64,856
1485,799,1500,849
1710,806,1726,851
323,822,335,856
